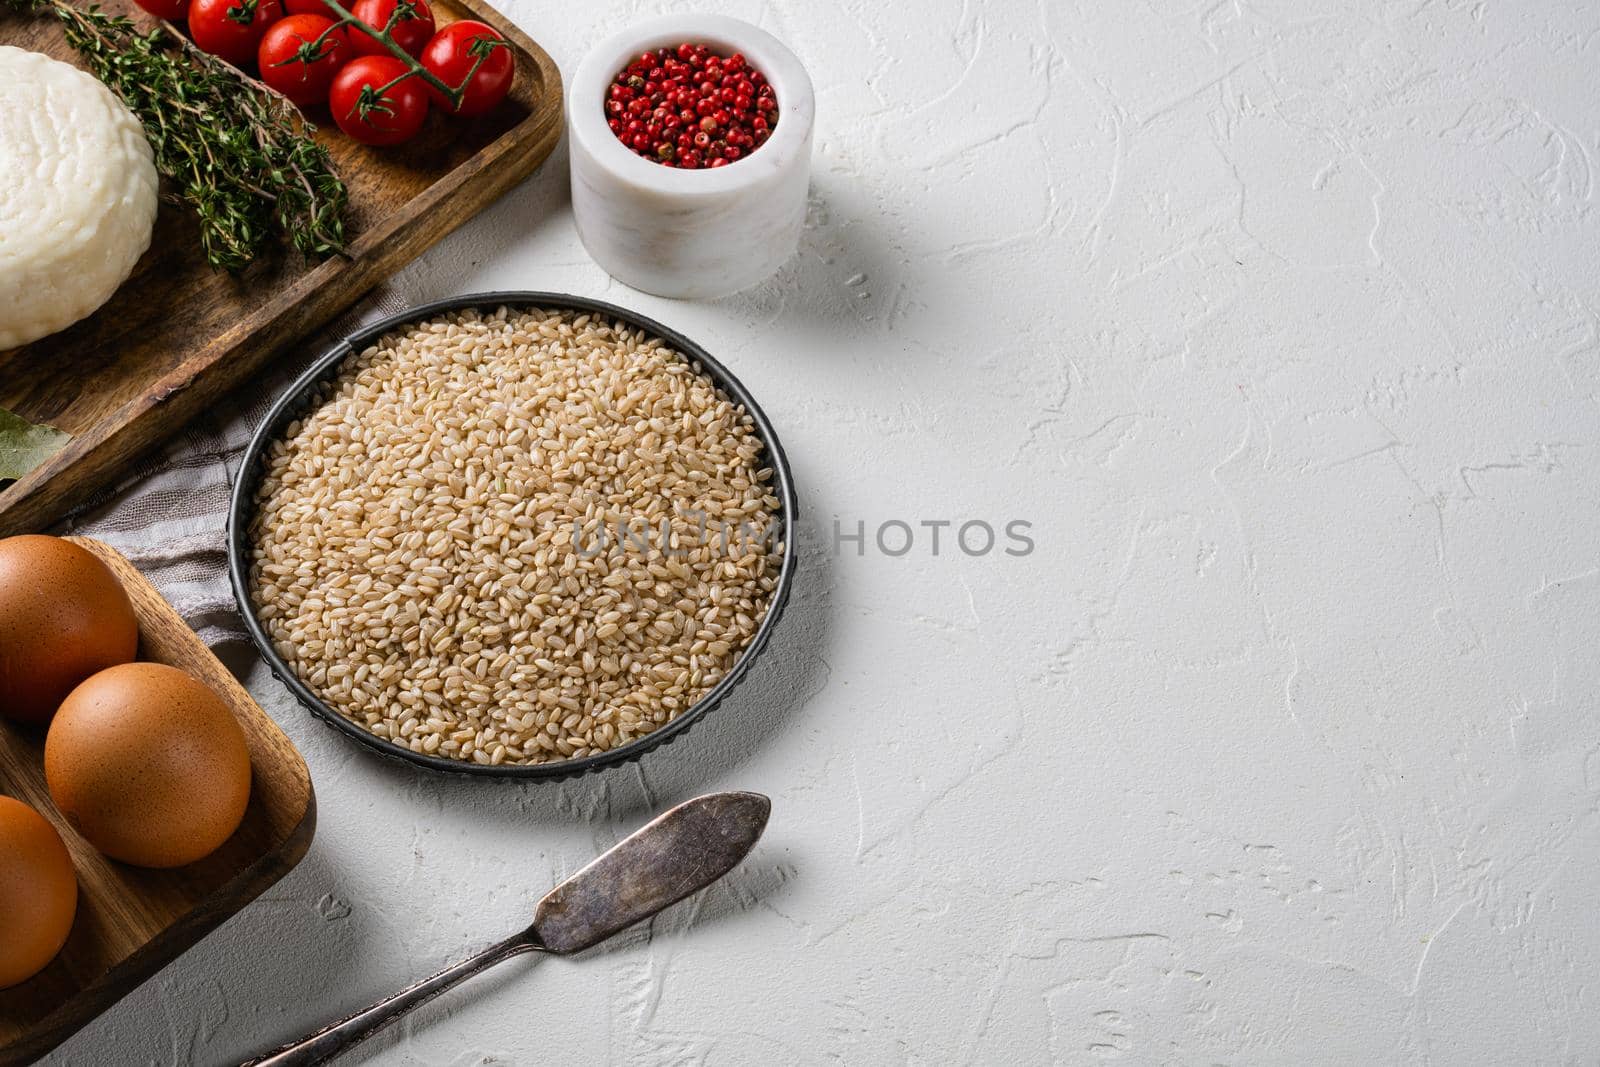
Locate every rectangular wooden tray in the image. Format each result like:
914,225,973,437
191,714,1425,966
0,538,315,1065
0,0,563,537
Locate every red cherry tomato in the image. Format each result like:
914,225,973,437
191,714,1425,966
282,0,334,14
258,15,352,107
419,20,513,117
132,0,189,20
349,0,434,57
189,0,284,67
328,55,428,145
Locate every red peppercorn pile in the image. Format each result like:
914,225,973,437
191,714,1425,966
606,42,779,169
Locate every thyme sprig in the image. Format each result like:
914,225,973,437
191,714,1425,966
6,0,348,271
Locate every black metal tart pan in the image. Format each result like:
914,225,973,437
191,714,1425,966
227,292,798,780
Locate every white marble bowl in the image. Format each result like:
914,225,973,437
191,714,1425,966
567,15,815,299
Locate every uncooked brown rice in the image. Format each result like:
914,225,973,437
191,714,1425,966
248,306,782,766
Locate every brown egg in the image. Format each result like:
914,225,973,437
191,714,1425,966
45,663,252,869
0,795,78,989
0,535,139,724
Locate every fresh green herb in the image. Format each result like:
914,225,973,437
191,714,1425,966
5,0,348,270
0,408,71,482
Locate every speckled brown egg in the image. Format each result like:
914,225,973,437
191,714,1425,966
0,794,78,988
0,535,139,724
45,663,252,868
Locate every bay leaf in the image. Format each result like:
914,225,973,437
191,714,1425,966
0,407,71,482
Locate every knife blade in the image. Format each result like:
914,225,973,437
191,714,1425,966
532,790,771,954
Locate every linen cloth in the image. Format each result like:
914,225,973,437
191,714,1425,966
58,291,411,647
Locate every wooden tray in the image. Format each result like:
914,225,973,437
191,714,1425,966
0,538,315,1065
0,0,563,537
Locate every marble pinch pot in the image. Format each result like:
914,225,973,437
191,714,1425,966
567,15,816,300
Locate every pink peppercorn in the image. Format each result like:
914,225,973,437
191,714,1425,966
606,42,779,169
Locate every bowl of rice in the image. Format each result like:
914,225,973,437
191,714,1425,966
227,293,797,779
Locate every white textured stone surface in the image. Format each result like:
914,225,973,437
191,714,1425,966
52,0,1600,1063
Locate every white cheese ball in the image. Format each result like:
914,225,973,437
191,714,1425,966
0,46,159,350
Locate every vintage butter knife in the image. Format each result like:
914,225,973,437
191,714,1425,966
243,791,771,1066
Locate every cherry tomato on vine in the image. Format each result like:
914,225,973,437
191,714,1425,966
419,19,513,117
349,0,434,58
328,55,428,145
131,0,189,21
282,0,335,14
258,15,353,107
189,0,284,68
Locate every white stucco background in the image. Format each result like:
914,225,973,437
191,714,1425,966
47,0,1600,1063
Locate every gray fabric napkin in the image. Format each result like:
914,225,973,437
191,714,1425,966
58,290,412,648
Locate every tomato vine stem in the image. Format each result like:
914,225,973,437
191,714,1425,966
303,0,505,106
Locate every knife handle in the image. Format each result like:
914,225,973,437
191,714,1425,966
240,931,542,1066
